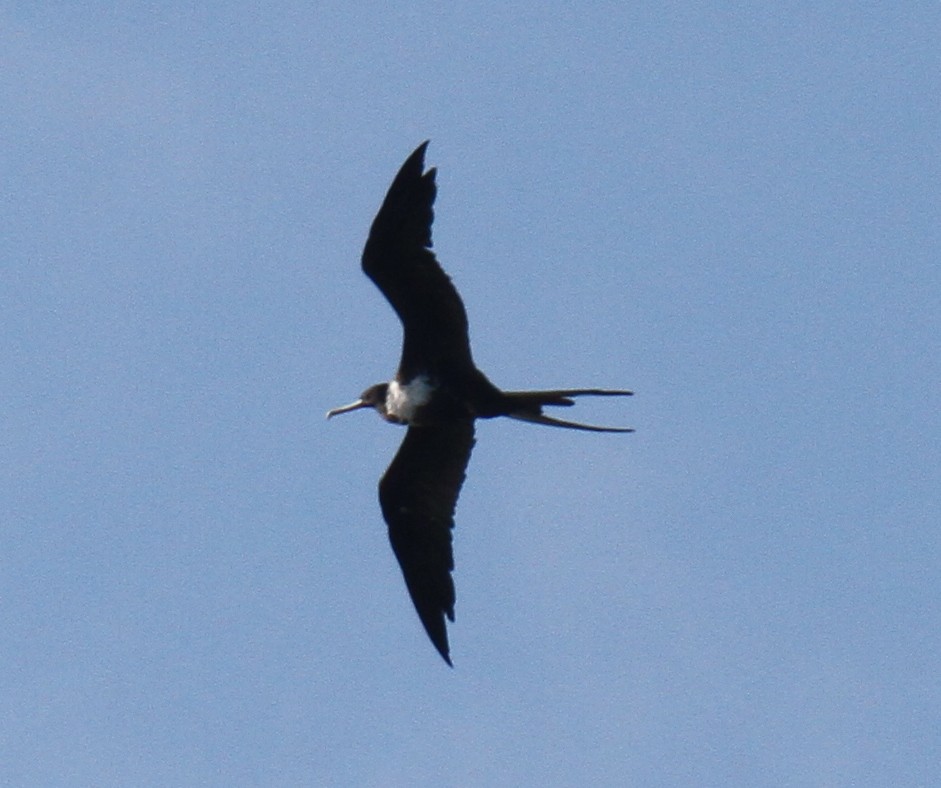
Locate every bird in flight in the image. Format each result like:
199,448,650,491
328,142,632,665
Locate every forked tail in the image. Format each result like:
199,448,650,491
501,389,634,433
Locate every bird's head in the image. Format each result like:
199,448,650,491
326,383,389,420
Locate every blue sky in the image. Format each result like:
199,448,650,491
2,4,938,785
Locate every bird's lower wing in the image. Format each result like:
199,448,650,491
378,420,476,666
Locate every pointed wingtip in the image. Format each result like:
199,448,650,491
411,139,430,163
430,627,453,667
427,629,452,667
422,612,454,668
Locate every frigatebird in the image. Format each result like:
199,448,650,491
328,142,632,666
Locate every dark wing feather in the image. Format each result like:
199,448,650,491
378,420,476,666
362,142,474,380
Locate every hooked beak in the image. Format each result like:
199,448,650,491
326,399,370,419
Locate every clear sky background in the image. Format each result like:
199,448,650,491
2,4,938,786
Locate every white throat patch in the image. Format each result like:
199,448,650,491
386,376,433,422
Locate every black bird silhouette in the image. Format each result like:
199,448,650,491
328,142,632,665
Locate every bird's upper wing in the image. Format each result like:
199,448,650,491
361,142,474,380
378,419,476,666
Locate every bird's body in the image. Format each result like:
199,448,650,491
385,377,434,423
328,142,632,665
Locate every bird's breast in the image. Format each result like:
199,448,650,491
386,376,435,423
